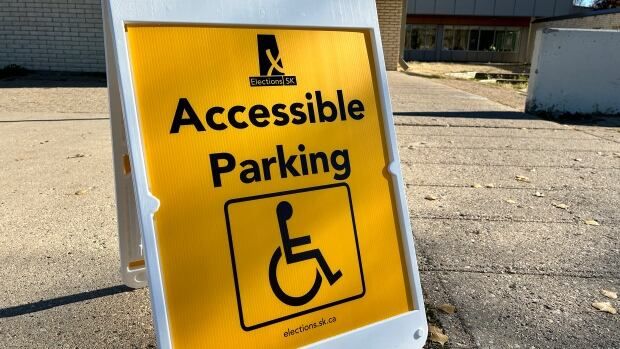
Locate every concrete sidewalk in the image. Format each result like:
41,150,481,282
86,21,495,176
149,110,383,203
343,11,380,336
389,72,620,348
0,72,618,348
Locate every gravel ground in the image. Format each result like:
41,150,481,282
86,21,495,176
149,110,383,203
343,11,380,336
406,62,530,77
427,78,527,111
404,62,529,110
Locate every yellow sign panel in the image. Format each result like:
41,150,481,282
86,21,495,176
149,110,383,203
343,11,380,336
126,25,412,348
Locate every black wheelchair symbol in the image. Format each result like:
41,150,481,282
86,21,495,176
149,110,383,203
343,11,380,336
268,201,343,306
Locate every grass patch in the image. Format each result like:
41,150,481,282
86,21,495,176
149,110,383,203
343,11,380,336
510,82,528,90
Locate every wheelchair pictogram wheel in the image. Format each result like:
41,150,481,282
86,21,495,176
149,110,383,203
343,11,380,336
268,247,323,306
267,201,342,306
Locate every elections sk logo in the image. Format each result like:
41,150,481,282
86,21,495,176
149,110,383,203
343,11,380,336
250,34,297,87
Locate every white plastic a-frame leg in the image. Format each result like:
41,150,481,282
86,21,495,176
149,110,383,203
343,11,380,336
105,17,147,289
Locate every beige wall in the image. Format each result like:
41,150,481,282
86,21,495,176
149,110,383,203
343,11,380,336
0,0,104,72
527,12,620,62
377,0,406,71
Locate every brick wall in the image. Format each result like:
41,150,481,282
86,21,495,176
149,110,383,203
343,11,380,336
527,12,620,62
0,1,404,73
376,0,406,71
0,0,105,72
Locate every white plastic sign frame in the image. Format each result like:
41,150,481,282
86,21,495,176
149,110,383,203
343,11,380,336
102,0,427,347
104,2,146,289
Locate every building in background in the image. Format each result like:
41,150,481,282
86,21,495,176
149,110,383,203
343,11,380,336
3,1,614,71
0,0,406,72
404,0,584,63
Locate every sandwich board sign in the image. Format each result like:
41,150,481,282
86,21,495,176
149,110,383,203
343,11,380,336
103,0,427,347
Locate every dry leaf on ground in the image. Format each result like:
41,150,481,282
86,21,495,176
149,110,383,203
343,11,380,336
574,158,583,162
67,153,85,159
584,219,600,226
515,175,530,182
601,289,618,300
437,303,457,314
429,325,449,346
425,195,438,201
533,192,545,197
471,183,482,188
552,202,569,210
485,183,495,188
592,301,617,314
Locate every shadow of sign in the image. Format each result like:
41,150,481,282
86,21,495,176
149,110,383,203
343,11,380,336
0,285,134,318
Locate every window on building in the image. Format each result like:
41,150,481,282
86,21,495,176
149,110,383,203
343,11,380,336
405,25,437,50
443,26,469,50
479,28,496,51
468,28,480,50
405,25,412,50
453,27,469,50
413,25,521,52
443,27,454,50
494,28,520,52
441,26,522,52
494,30,507,51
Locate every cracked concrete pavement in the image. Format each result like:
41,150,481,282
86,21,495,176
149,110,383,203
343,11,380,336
389,72,619,349
0,71,618,348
